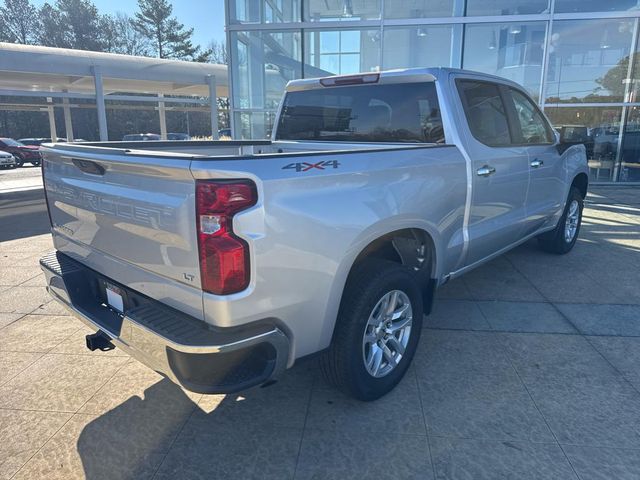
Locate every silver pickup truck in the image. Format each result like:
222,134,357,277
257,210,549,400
40,68,588,401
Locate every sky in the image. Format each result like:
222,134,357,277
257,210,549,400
32,0,227,48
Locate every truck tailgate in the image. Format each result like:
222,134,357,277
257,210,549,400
42,147,202,304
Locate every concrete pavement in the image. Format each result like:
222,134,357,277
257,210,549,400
0,167,43,194
0,187,639,479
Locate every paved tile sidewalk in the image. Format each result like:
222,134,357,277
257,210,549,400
1,186,640,479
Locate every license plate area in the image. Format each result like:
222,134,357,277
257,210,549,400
104,282,125,313
97,279,133,317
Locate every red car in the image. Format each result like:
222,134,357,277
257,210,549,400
0,138,42,167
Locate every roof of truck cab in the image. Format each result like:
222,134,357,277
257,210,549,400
285,67,524,92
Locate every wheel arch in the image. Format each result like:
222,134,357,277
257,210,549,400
571,172,588,198
317,225,440,354
350,227,438,280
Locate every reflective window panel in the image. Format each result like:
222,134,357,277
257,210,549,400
545,19,637,104
631,48,640,103
304,29,381,76
230,0,301,23
383,0,457,18
233,111,277,139
465,0,549,16
304,0,381,21
545,106,623,182
555,0,640,13
383,25,456,70
230,31,302,110
463,22,547,99
620,106,640,182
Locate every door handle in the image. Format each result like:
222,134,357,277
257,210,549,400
476,165,496,177
530,159,544,168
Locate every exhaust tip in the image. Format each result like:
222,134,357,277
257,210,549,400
86,331,115,352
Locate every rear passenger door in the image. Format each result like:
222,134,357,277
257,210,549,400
456,79,530,266
505,87,565,234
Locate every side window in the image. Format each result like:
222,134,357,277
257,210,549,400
509,89,553,144
458,81,511,147
418,98,445,144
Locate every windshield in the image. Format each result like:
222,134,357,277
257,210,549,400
275,82,444,143
1,138,24,147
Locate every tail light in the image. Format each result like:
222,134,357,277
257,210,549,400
196,180,257,295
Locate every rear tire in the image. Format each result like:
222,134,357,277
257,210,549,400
537,187,583,254
320,259,423,401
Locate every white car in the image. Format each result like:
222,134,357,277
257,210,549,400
0,151,16,169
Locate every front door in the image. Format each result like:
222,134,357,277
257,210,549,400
505,87,565,235
456,79,530,266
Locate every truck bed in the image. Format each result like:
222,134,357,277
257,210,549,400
49,139,442,159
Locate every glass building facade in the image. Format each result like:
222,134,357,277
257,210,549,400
225,0,640,182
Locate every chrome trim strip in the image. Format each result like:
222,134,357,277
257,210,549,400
447,225,555,280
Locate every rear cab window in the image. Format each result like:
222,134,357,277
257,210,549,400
275,82,445,144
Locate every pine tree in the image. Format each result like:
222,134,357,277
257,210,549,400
38,3,69,48
132,0,199,60
37,0,106,51
0,0,40,44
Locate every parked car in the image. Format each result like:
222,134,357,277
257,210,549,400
554,125,594,158
0,151,16,169
39,68,588,401
167,133,191,141
0,138,41,166
122,133,161,141
18,138,86,146
592,127,619,159
18,138,50,146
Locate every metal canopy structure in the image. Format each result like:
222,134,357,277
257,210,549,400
0,43,229,141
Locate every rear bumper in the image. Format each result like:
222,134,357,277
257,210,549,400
40,251,290,394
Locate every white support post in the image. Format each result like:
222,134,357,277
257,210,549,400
46,97,58,142
207,74,219,140
158,93,167,140
91,65,109,141
62,91,74,141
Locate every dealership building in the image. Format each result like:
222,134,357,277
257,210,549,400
225,0,640,182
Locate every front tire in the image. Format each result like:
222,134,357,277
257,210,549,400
537,186,583,254
320,259,423,401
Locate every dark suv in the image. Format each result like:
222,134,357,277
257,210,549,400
0,138,42,167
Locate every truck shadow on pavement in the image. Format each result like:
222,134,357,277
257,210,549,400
77,363,315,480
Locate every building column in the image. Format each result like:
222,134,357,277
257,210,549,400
207,74,219,140
62,91,74,141
248,33,266,139
91,65,109,141
46,97,58,142
158,93,167,140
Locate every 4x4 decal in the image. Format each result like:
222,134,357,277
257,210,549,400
282,160,340,172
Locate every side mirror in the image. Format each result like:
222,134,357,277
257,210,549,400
556,129,588,155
